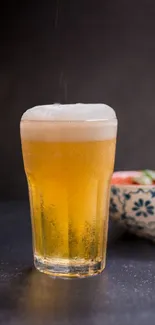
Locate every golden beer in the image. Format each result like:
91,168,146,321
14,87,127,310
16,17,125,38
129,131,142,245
20,104,117,277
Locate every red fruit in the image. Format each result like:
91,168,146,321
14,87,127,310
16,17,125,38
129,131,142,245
111,176,133,185
111,171,141,185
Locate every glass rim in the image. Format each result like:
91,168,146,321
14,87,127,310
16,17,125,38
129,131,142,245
21,117,117,123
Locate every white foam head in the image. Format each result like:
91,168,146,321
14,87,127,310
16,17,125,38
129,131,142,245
21,103,116,121
21,103,117,142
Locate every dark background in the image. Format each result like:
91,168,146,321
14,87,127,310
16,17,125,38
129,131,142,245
1,0,155,200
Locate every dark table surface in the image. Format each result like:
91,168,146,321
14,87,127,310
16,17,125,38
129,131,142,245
0,202,155,325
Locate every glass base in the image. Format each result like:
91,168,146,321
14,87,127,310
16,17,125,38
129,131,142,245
34,255,105,278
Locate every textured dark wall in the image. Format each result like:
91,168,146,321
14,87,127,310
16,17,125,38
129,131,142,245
1,0,155,199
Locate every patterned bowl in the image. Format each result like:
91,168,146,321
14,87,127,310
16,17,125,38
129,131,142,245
110,171,155,241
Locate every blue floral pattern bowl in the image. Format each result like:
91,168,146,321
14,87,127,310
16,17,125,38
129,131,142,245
110,171,155,241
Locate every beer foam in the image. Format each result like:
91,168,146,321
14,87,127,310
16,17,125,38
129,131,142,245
21,104,117,142
21,103,116,121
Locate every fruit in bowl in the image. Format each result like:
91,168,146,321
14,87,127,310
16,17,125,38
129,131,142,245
110,170,155,241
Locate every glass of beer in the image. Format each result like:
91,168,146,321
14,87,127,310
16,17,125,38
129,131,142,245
20,103,117,278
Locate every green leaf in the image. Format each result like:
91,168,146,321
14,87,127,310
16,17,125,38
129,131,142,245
133,175,152,185
143,169,155,181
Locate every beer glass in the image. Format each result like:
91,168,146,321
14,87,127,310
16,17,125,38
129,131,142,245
20,104,117,278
